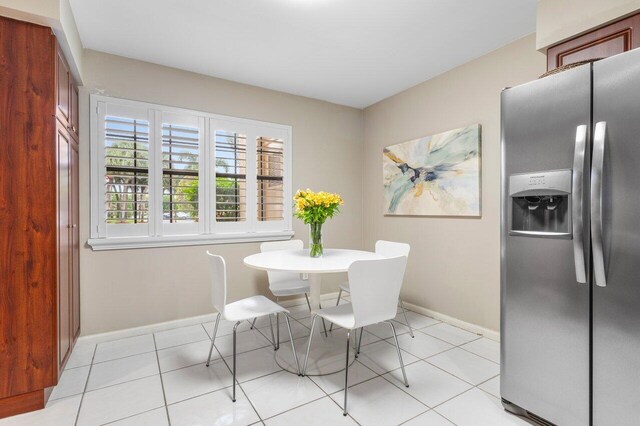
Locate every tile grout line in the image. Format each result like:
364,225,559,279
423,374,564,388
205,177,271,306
99,406,166,426
73,344,98,426
152,333,172,426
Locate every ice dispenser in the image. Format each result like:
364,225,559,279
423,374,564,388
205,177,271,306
509,169,572,237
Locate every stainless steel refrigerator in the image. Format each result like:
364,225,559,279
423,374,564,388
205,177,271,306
501,47,640,426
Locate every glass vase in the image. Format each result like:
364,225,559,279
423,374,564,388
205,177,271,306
309,222,323,258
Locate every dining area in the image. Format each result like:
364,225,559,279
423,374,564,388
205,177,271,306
211,238,413,416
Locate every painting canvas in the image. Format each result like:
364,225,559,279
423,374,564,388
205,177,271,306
383,124,481,216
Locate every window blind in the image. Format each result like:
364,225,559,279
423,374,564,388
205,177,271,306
104,116,150,224
215,131,247,222
162,123,200,223
256,137,285,221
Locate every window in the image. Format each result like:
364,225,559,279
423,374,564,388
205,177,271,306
90,96,292,250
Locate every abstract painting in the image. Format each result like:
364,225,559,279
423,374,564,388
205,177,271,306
383,124,481,216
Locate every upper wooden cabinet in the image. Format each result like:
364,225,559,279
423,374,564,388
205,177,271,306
71,84,79,137
56,49,70,124
547,12,640,70
56,45,79,140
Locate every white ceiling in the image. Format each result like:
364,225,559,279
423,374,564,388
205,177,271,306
69,0,536,108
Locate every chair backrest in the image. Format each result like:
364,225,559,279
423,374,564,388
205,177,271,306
348,256,408,329
260,239,304,287
207,251,227,315
375,240,410,258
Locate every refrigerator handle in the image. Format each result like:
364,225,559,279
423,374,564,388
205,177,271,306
591,121,607,287
572,125,588,284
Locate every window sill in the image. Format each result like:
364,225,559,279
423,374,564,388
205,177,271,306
88,230,295,251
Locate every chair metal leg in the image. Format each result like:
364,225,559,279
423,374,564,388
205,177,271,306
304,293,312,312
249,318,257,329
356,327,363,356
268,314,277,350
352,327,358,351
319,302,328,336
283,313,301,375
388,321,409,387
398,298,414,338
232,321,241,402
276,297,280,349
343,330,351,416
302,314,318,376
329,289,342,333
206,313,221,367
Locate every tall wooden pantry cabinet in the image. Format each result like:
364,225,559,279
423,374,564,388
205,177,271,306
0,16,81,418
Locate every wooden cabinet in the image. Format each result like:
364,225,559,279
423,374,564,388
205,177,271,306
547,12,640,71
55,43,81,373
0,16,80,419
56,46,79,140
56,122,80,371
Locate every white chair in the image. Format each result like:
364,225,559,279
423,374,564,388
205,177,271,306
258,240,328,339
329,240,414,338
205,252,300,402
302,256,409,416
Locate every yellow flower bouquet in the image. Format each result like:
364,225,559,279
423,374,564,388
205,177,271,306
293,189,344,257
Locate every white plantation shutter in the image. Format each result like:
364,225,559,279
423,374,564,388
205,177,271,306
160,113,204,235
96,101,155,238
214,130,247,224
162,124,200,222
256,137,285,221
104,117,150,224
253,126,291,232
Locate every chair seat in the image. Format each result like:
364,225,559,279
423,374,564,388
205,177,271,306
223,295,288,322
317,303,356,330
269,278,311,297
339,281,350,293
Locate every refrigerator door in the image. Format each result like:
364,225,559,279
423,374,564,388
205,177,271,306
501,64,591,426
593,48,640,426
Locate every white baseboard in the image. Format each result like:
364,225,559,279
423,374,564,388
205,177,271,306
77,291,500,345
77,312,221,346
403,301,500,342
77,292,342,346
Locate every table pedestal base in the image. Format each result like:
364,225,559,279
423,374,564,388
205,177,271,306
273,327,358,376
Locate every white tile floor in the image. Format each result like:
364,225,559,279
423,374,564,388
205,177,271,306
0,298,527,426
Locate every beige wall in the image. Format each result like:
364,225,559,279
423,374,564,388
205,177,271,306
363,34,545,332
79,50,364,335
537,0,640,50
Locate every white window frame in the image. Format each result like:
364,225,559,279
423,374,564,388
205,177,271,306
89,95,293,250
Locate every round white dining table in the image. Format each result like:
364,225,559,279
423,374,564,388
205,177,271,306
243,248,383,314
243,248,383,375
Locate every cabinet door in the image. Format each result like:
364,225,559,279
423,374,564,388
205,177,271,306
56,47,70,125
57,124,72,370
547,12,640,70
71,143,80,340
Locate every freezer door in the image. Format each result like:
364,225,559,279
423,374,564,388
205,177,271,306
501,64,591,426
593,48,640,426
